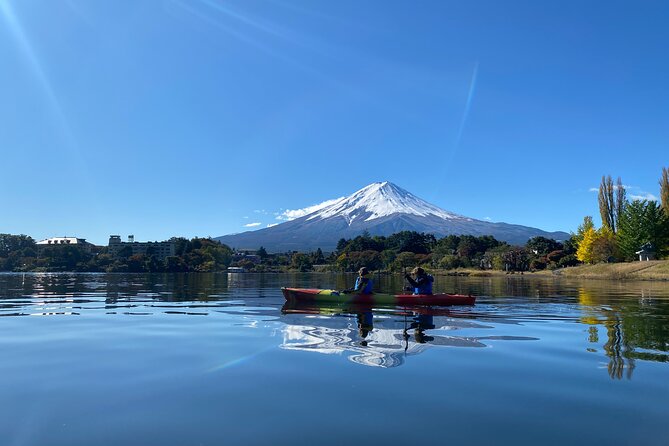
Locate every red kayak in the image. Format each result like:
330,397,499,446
281,287,476,306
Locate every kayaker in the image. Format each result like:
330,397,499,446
342,267,374,294
409,313,435,343
404,267,434,295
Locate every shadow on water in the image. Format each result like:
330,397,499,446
0,272,668,374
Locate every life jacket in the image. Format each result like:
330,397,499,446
355,276,374,294
414,274,434,295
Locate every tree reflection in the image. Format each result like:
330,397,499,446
578,284,669,380
603,314,636,380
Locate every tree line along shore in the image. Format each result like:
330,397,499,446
1,230,668,280
2,166,667,278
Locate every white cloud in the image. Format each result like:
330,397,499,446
266,223,279,228
484,216,492,221
590,184,658,201
243,222,262,227
589,184,629,193
630,193,658,201
276,197,343,221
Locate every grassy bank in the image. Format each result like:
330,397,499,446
541,260,669,280
431,260,669,281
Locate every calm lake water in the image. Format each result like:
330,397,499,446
1,272,668,445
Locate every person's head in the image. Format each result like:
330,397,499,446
358,267,369,277
411,267,425,276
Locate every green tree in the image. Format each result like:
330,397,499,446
526,237,562,256
591,227,618,263
501,247,530,271
126,254,146,272
336,238,349,254
482,245,513,270
165,256,189,272
256,246,268,259
574,216,595,247
387,231,435,254
389,252,419,271
0,234,35,257
40,245,90,271
438,254,460,270
290,253,313,271
310,248,325,265
432,235,460,259
617,200,669,260
342,234,385,253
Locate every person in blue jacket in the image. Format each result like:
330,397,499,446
404,267,434,295
342,267,374,294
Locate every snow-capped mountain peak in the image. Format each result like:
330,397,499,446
216,181,570,252
305,181,467,225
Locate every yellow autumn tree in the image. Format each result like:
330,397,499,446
576,226,597,263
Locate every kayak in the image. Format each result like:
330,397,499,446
281,287,475,306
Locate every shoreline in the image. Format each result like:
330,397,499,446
4,260,669,281
432,260,669,281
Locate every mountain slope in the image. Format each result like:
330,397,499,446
216,182,570,252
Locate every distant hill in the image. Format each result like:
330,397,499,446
215,182,570,252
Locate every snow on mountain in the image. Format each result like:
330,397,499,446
215,181,570,252
300,182,468,224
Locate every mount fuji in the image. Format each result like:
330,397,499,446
215,182,569,252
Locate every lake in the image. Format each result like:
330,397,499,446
1,272,667,445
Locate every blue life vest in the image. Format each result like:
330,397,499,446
414,274,434,295
355,276,374,294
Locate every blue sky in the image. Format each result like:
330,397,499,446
1,0,667,245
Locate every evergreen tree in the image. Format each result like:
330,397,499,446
615,176,626,231
574,216,595,246
256,246,268,259
617,200,669,260
310,248,325,264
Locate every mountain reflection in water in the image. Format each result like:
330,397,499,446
280,302,538,367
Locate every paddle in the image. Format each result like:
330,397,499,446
403,267,409,293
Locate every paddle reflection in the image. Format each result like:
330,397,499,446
280,301,534,368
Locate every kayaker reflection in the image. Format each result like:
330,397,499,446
342,267,374,294
357,310,374,346
406,313,435,344
404,267,434,295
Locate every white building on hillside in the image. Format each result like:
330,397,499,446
36,237,94,254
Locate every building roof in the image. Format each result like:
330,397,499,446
36,237,89,245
